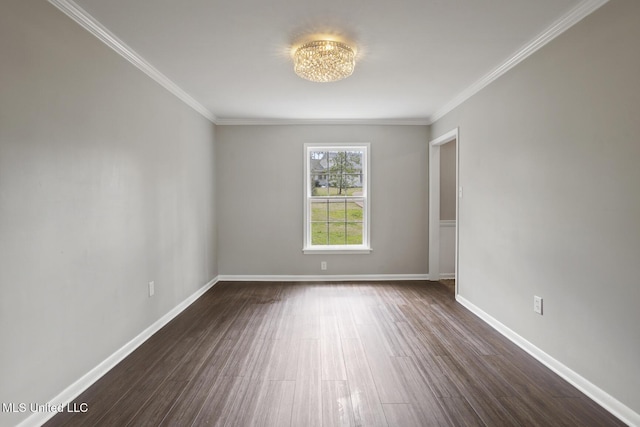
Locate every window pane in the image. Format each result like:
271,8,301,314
311,222,328,245
310,200,328,221
343,174,363,195
327,151,341,169
305,144,368,250
310,151,328,170
310,173,327,189
329,177,338,195
348,150,363,168
329,151,361,169
346,222,363,245
329,174,354,196
312,178,329,196
346,200,363,221
328,222,346,245
328,200,346,221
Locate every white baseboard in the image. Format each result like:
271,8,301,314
456,295,639,427
217,274,430,282
18,276,220,427
427,273,454,281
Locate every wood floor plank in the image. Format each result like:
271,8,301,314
430,303,498,356
438,397,485,427
440,352,517,399
272,313,296,340
481,352,597,424
189,374,245,426
125,379,189,427
223,378,270,427
223,326,268,377
253,380,296,427
393,321,461,398
356,322,411,404
393,356,452,426
382,403,425,427
320,315,347,381
44,281,625,427
294,313,321,340
291,339,323,427
69,334,201,426
265,338,300,381
436,354,521,426
491,349,584,398
336,312,359,340
321,380,356,427
342,338,388,427
158,338,235,426
556,397,627,427
367,305,411,357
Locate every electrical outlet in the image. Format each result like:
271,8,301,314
534,296,543,315
321,261,327,271
149,281,155,297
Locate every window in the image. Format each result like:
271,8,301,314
303,143,371,254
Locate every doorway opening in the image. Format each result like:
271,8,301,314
429,128,459,295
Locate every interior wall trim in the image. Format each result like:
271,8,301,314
429,0,609,123
428,127,460,284
45,0,430,127
456,295,639,427
48,0,608,127
215,118,431,126
217,274,430,282
17,277,220,427
47,0,217,124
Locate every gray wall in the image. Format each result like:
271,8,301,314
439,140,456,221
216,125,429,276
431,0,640,415
0,1,217,425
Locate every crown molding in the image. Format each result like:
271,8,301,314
214,118,430,126
47,0,424,127
429,0,610,124
47,0,217,124
48,0,608,127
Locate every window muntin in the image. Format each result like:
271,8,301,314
304,144,370,253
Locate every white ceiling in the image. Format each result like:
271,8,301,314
55,0,601,124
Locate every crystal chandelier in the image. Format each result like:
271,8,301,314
293,40,356,83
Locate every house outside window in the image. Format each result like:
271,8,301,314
303,143,371,254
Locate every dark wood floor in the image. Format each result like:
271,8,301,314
46,281,624,426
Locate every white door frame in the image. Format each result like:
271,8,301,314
429,128,459,294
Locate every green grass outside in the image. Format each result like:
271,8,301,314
310,200,363,245
312,186,362,196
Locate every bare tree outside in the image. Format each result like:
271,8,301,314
328,150,362,195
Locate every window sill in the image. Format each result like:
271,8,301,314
303,246,372,255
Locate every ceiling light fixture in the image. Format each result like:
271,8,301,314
293,40,356,83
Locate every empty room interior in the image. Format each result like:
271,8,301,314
1,0,639,426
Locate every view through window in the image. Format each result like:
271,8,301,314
304,144,370,252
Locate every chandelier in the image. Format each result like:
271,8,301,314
293,40,356,83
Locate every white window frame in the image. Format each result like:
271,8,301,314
303,143,372,254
